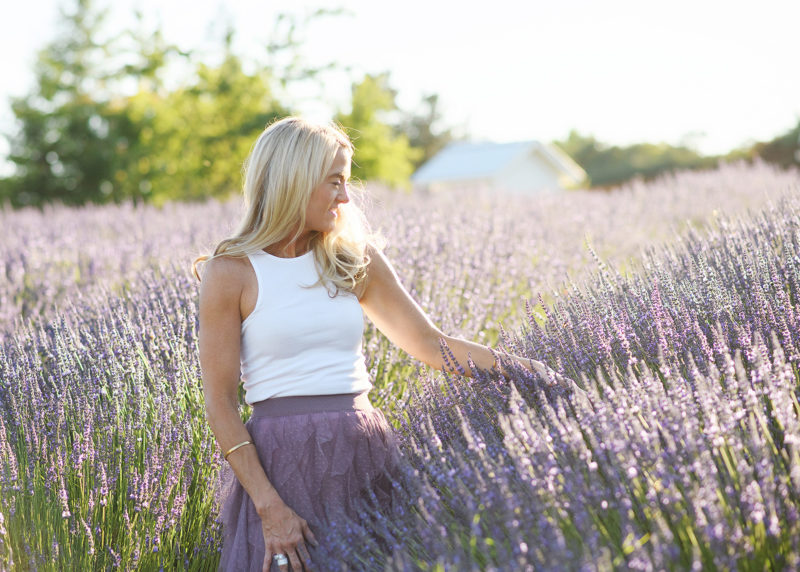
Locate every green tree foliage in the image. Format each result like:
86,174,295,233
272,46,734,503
125,37,287,204
4,0,121,207
1,1,188,208
745,119,800,168
398,93,457,169
336,73,422,189
1,1,288,208
1,1,450,208
555,130,717,188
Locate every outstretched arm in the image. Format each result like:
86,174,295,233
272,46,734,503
358,246,573,387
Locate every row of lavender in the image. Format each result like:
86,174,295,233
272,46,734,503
2,160,794,340
1,162,799,569
327,194,800,570
0,268,220,569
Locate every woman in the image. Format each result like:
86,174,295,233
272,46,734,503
194,117,574,572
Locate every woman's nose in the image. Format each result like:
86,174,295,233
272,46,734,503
338,183,350,204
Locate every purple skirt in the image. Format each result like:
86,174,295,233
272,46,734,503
216,390,400,571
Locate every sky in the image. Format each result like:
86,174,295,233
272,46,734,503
1,0,799,172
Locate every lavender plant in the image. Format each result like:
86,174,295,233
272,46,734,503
1,161,799,570
0,268,221,569
2,160,794,341
324,194,800,570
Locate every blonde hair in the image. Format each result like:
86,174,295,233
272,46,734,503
191,117,373,294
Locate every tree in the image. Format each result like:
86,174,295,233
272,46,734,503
336,73,421,189
3,0,116,207
1,0,183,207
0,3,325,208
398,93,458,169
0,1,444,206
123,33,287,204
746,119,800,168
555,130,717,188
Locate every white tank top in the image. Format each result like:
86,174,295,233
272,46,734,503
239,249,372,404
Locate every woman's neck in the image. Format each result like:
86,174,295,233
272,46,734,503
266,234,314,258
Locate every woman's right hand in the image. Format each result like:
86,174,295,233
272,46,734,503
260,500,318,572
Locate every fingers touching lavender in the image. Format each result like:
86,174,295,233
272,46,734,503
494,353,585,394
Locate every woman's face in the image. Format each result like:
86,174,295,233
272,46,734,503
303,147,351,235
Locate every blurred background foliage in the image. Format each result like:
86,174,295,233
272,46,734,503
0,0,445,208
554,131,718,189
554,125,800,189
1,0,798,209
336,72,422,188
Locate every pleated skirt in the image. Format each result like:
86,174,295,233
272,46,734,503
216,390,401,571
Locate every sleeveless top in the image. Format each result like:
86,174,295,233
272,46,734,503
239,249,372,404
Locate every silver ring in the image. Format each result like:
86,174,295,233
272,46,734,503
273,554,289,566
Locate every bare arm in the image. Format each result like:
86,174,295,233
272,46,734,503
198,257,316,570
359,246,567,383
199,256,281,512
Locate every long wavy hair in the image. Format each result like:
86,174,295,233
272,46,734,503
191,117,373,294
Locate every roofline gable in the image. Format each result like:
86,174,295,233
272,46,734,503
411,139,587,185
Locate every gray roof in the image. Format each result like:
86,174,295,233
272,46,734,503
411,140,586,184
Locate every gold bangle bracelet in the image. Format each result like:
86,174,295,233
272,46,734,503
223,440,252,461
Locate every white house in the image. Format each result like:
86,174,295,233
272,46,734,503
410,140,588,194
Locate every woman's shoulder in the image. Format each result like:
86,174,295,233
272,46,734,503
364,244,394,276
354,244,393,299
200,254,252,295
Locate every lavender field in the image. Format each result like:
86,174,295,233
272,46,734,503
2,161,800,570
